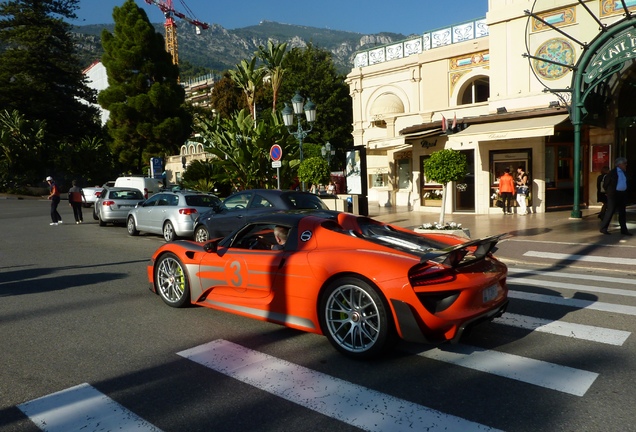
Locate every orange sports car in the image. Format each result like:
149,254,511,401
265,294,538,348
147,211,508,359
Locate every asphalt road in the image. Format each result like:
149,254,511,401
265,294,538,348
1,199,636,432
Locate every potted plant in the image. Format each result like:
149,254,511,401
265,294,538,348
422,149,468,225
414,221,470,239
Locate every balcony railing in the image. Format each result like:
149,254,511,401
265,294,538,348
353,17,488,68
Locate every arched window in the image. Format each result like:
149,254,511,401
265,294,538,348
459,76,490,105
180,145,188,156
196,143,204,153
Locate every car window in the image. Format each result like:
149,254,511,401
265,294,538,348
185,194,221,208
283,192,328,210
223,193,251,210
249,194,274,209
229,223,286,250
143,194,161,207
168,195,179,206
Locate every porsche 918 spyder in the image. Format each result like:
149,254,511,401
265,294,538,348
147,211,508,359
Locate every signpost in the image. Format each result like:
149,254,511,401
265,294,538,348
270,145,283,189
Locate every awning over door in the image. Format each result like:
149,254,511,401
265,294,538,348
448,114,570,142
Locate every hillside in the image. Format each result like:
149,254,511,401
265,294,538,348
73,21,408,75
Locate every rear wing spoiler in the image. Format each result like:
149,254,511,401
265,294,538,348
420,233,509,267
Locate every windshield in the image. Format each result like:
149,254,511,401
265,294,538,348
283,192,328,210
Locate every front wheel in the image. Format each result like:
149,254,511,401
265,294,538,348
127,216,139,236
194,225,209,243
163,221,176,242
319,277,394,359
154,252,190,307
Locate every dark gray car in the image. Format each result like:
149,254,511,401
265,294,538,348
192,189,328,242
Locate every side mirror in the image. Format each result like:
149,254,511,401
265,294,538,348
203,239,219,253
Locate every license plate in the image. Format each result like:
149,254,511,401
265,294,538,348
482,284,498,303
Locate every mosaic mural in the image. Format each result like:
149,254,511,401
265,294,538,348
600,0,636,17
532,7,576,32
533,38,576,80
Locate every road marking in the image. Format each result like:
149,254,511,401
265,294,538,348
508,267,636,286
508,277,636,297
509,290,636,315
179,339,501,432
507,267,636,285
494,312,630,346
417,345,598,397
18,383,162,432
522,250,636,266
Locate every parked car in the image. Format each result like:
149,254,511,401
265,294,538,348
147,211,509,359
193,189,328,242
81,181,115,208
127,191,222,241
93,187,145,226
115,176,162,199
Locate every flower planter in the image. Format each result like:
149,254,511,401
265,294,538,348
423,199,442,207
414,228,471,239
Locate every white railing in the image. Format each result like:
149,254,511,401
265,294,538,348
353,17,488,68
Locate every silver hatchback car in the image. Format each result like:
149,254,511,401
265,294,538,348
94,187,145,226
127,191,222,241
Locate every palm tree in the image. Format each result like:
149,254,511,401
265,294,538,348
228,57,266,120
258,41,287,111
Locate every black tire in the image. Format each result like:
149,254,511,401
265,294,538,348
154,252,190,308
194,225,209,243
127,216,139,236
319,277,395,359
98,217,106,227
92,209,99,220
163,221,176,242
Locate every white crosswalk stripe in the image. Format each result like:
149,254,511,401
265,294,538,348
17,383,162,432
522,250,636,265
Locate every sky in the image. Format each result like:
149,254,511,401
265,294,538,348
72,0,488,36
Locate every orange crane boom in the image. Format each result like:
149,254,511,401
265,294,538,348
143,0,210,65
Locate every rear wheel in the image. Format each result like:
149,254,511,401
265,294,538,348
127,216,139,236
98,216,106,227
194,225,209,243
319,277,394,359
163,221,176,242
154,252,190,307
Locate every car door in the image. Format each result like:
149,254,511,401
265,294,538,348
204,191,253,237
135,194,161,231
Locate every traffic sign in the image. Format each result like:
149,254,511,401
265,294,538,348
272,161,282,168
270,144,283,161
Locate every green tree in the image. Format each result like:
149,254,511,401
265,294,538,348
423,149,468,225
209,72,248,118
99,0,192,174
194,109,296,191
279,44,352,170
298,156,330,190
0,109,46,188
228,57,267,120
258,41,287,111
0,0,100,161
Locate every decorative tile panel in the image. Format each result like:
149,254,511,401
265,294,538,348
453,22,475,43
475,19,489,38
422,33,432,51
449,50,490,70
601,0,636,18
354,52,368,68
404,38,423,56
369,47,386,65
533,38,575,80
386,43,404,61
532,7,576,32
431,27,452,48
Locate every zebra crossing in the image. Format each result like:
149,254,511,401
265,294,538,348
16,267,633,431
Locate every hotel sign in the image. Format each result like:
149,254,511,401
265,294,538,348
585,28,636,84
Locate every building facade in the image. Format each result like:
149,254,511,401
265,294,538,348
346,0,636,216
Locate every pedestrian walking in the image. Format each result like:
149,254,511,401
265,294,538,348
599,157,632,235
597,166,610,220
68,179,86,224
515,166,529,215
46,176,63,225
498,168,516,215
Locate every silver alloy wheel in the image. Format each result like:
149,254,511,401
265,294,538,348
127,216,138,235
155,254,187,306
163,221,175,242
324,283,381,353
194,226,209,243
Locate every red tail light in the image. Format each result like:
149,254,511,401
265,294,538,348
101,200,115,207
409,262,456,286
179,208,198,215
95,191,102,198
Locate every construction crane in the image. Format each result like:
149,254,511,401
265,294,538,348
143,0,209,65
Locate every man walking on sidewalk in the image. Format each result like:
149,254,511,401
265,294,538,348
599,157,631,236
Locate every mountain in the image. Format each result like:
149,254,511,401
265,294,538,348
72,21,408,75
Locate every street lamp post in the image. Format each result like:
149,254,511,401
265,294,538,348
282,91,316,191
321,141,335,168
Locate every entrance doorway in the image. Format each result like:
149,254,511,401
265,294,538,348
454,150,475,212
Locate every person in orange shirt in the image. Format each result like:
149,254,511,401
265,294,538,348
498,168,516,215
46,176,63,225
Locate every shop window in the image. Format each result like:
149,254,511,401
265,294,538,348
460,76,490,105
371,173,388,187
397,158,411,189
